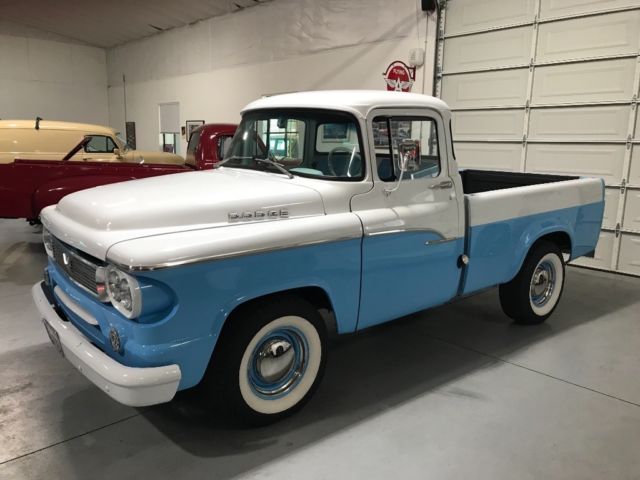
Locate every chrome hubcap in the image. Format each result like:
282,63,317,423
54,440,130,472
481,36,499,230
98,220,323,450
248,328,307,398
530,260,556,307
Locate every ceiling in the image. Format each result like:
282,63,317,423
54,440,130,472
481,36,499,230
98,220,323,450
0,0,271,48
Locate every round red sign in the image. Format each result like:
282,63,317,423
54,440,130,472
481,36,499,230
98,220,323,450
383,61,415,92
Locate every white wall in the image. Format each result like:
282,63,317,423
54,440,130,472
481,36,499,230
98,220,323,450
107,0,437,152
0,26,108,125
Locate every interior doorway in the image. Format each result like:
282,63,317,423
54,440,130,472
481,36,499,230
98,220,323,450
158,102,180,154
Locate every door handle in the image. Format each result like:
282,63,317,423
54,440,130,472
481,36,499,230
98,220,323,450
429,180,453,189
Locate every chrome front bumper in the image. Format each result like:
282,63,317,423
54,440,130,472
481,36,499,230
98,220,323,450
32,282,181,407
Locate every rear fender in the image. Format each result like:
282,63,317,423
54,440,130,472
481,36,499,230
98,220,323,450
463,212,575,294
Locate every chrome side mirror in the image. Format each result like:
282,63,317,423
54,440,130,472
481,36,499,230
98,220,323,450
398,139,420,173
384,139,420,196
113,148,123,159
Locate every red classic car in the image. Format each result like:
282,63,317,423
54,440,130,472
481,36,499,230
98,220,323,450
0,123,237,222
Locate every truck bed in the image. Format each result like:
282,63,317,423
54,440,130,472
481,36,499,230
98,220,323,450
459,170,605,295
460,169,576,194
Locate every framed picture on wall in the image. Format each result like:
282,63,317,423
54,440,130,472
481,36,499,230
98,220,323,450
185,120,205,141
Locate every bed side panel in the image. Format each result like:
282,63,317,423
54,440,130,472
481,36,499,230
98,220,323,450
462,178,604,294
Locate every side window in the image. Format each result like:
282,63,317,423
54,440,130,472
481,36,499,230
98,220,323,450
372,118,394,181
217,135,232,160
85,135,116,153
373,116,440,181
187,130,201,156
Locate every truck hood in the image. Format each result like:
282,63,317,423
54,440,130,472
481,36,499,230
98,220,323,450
42,168,326,260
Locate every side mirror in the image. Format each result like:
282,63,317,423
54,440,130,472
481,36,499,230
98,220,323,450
113,148,123,159
397,139,420,173
384,139,421,197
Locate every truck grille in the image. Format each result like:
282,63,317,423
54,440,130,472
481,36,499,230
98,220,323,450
52,237,102,296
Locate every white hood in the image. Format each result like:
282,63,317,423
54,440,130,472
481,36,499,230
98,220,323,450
42,168,326,260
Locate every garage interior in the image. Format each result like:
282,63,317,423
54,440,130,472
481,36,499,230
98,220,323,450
1,0,640,478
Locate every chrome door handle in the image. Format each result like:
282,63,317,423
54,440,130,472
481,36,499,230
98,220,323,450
429,180,453,189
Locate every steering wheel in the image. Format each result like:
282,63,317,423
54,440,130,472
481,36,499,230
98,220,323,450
327,146,360,177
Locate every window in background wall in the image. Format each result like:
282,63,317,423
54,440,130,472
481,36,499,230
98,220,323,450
159,102,180,154
160,133,177,154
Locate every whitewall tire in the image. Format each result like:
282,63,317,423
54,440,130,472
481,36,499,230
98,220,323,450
205,295,327,425
238,315,323,415
499,241,566,325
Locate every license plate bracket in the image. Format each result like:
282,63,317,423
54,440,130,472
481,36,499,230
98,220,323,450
43,319,64,357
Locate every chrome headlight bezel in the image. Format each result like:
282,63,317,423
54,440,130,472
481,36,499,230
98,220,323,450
43,228,54,258
101,265,142,319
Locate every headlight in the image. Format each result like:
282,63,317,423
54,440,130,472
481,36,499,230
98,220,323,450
104,265,142,319
43,228,54,257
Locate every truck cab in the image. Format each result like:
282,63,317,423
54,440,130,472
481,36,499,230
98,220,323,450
185,123,237,169
33,91,604,425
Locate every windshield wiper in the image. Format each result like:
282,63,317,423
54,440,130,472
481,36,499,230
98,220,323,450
213,155,248,168
215,154,294,179
253,156,294,179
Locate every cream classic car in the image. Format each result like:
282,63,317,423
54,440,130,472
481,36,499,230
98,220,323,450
0,119,183,164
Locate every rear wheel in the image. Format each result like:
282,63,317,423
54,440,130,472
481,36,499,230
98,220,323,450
205,296,327,425
499,241,565,325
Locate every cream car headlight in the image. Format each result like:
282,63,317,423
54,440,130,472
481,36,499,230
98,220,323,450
105,265,142,319
43,228,54,258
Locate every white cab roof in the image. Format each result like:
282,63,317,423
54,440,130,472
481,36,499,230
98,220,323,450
243,90,450,119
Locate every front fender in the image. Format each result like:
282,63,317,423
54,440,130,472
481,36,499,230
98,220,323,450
138,238,362,388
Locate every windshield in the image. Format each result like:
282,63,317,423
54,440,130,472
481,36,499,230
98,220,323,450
222,109,365,180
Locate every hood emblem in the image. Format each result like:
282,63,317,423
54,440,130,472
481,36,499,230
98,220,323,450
229,209,289,221
62,252,71,267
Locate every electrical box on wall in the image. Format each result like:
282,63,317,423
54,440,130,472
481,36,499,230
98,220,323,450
408,48,425,67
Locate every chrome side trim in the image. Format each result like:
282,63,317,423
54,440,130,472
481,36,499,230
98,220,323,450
366,227,447,238
425,237,458,246
109,234,362,272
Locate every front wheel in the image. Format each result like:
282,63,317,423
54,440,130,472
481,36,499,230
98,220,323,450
205,296,327,425
499,241,565,325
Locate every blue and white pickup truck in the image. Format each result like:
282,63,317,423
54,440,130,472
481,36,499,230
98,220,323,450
33,91,604,424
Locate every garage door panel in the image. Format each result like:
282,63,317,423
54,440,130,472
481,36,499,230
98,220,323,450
622,190,640,231
452,109,525,140
442,69,529,109
629,147,640,187
531,58,637,105
528,106,630,141
603,187,621,229
618,233,640,274
526,144,625,184
539,0,640,20
445,0,536,36
454,142,521,171
536,11,640,63
443,27,532,73
570,230,614,269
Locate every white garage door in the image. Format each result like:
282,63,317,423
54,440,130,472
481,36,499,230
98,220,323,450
436,0,640,275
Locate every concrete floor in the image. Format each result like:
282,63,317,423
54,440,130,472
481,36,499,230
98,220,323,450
1,218,640,480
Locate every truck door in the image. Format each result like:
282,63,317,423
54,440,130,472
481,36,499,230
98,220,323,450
351,110,464,330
